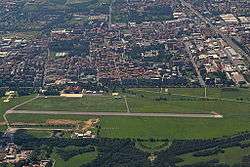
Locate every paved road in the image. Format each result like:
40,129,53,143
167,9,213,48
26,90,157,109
6,110,222,118
123,96,130,113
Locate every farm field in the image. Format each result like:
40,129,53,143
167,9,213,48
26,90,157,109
16,96,126,112
177,146,250,166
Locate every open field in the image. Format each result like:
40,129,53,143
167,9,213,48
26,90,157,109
177,146,250,166
13,88,250,114
99,116,250,139
126,95,250,114
6,114,249,139
0,95,36,121
51,148,97,167
3,88,250,139
26,130,52,138
131,87,250,99
16,96,126,112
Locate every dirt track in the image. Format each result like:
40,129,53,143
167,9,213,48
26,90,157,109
6,110,223,118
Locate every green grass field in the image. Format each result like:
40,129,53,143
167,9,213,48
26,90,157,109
16,96,126,112
177,146,250,166
131,87,250,100
126,95,250,114
51,149,97,167
136,141,171,153
14,88,250,115
168,88,250,100
6,114,93,123
26,130,51,138
3,88,250,139
125,88,250,114
99,116,250,139
0,95,36,121
6,113,249,139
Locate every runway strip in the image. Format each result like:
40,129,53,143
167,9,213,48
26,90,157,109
6,110,223,118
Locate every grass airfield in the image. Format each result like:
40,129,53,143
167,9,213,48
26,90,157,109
2,88,250,166
2,87,249,140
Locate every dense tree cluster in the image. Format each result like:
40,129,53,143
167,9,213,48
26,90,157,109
9,130,250,167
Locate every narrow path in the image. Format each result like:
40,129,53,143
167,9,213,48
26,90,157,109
9,95,39,111
3,95,40,129
123,96,130,113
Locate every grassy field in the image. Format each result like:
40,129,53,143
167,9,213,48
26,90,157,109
26,130,51,138
8,114,249,139
125,88,250,114
4,88,250,139
177,146,250,166
0,95,35,121
168,87,250,101
131,87,250,100
16,96,126,112
14,88,250,114
126,95,250,114
6,114,94,124
51,149,97,167
99,116,250,139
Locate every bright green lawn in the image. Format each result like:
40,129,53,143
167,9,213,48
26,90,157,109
126,89,250,114
177,146,250,166
16,96,126,112
51,150,97,167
